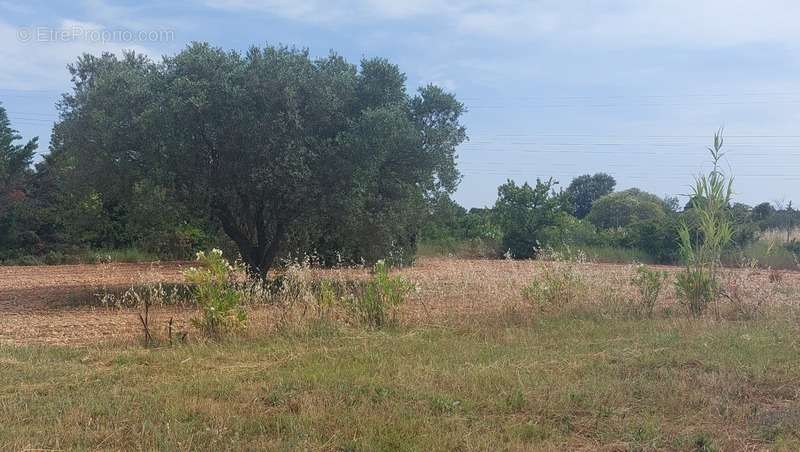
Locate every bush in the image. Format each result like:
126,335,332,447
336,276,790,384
675,268,718,317
348,260,414,328
630,264,668,317
522,260,586,308
184,249,246,337
624,218,681,263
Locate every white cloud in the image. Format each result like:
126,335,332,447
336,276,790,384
0,1,35,15
204,0,800,48
564,0,800,48
0,19,158,91
79,0,182,31
204,0,470,22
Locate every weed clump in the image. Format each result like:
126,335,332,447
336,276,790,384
522,259,586,308
631,264,668,317
184,249,246,338
266,258,414,330
347,260,415,328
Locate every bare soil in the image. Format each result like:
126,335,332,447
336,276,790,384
1,259,798,345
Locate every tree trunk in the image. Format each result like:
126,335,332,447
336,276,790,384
215,204,285,281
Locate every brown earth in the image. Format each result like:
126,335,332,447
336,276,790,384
1,258,798,346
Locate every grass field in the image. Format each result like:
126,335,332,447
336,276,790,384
3,316,800,450
2,258,800,450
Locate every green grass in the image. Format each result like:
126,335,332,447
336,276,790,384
552,244,655,264
2,315,800,450
0,247,161,266
724,240,800,270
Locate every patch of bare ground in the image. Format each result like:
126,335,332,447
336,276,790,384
1,258,799,345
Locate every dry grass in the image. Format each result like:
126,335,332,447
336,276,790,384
760,228,800,244
2,316,800,450
2,257,799,345
2,257,800,449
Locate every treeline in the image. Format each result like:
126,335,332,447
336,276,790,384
420,174,800,267
1,43,798,271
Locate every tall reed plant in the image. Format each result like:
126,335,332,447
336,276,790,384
675,131,733,316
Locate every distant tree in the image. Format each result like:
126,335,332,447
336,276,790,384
565,173,616,219
0,104,37,188
419,193,468,245
624,216,681,263
729,202,758,247
54,45,466,276
772,202,799,242
751,202,775,224
587,188,666,229
0,103,38,250
494,178,562,258
663,195,680,213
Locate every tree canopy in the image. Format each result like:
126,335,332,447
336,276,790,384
0,103,38,249
587,188,667,229
565,173,616,219
50,44,467,275
494,178,564,258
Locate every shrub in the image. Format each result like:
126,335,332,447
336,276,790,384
675,268,718,317
522,260,586,308
184,249,246,337
630,264,668,317
348,260,414,328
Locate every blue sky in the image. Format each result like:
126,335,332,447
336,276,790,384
2,0,800,208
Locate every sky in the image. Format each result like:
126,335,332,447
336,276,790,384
2,0,800,209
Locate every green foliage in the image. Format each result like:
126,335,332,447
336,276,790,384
522,261,586,307
185,249,246,337
675,268,719,317
0,102,38,251
622,217,681,263
538,213,604,250
751,202,776,223
565,173,616,219
495,178,563,259
675,131,733,316
418,197,502,258
556,244,653,264
754,202,799,234
587,188,667,229
0,103,37,188
348,260,414,328
51,45,466,276
630,264,668,317
721,240,799,270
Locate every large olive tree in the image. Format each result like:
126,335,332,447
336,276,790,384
52,44,466,276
